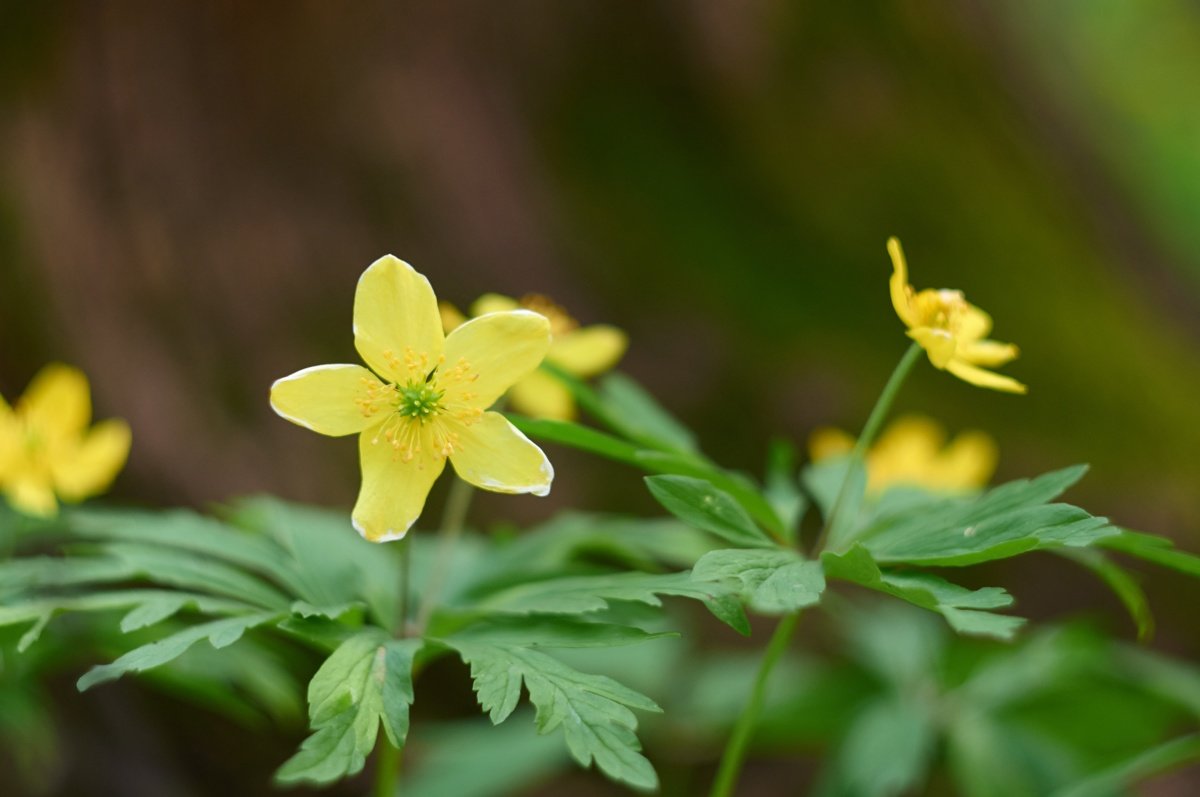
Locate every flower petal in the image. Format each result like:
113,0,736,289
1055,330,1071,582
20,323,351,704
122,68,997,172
550,325,628,378
6,474,58,518
442,310,551,408
808,427,855,462
888,237,918,328
957,303,993,341
959,339,1018,367
352,430,446,542
508,370,576,420
18,364,91,445
51,419,131,502
906,327,957,369
448,412,553,495
353,255,444,383
469,293,520,317
945,360,1028,394
0,402,18,481
270,364,388,436
933,430,998,489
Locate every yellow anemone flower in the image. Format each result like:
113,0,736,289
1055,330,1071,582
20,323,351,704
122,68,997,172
270,256,554,543
888,237,1027,394
0,364,132,518
810,414,997,494
441,293,627,421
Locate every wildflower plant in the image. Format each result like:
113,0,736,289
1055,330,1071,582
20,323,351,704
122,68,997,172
1,240,1198,796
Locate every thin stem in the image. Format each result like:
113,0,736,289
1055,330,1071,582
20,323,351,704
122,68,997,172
814,341,922,554
415,475,476,633
374,741,400,797
709,612,802,797
396,533,412,635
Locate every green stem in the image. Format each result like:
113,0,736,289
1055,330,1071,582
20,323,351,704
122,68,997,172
709,612,802,797
814,342,922,554
415,476,476,633
374,741,400,797
396,533,412,635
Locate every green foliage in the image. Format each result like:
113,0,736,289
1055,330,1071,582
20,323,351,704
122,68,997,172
645,475,776,548
693,549,825,614
445,637,662,790
276,632,420,785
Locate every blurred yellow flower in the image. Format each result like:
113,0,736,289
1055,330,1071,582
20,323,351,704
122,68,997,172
0,364,131,518
809,415,997,494
441,293,627,420
888,237,1027,394
271,256,554,542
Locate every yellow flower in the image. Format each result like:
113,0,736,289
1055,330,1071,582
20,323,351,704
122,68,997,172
270,256,554,542
888,237,1027,394
0,364,132,518
441,293,627,420
810,414,997,494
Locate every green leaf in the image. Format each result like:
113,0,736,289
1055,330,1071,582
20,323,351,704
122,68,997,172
509,415,784,537
475,570,744,631
276,632,421,784
1058,548,1154,640
448,640,661,790
596,371,699,454
692,549,826,614
72,509,310,597
858,467,1116,566
825,695,936,797
447,616,674,649
401,716,566,797
764,439,807,543
1050,734,1200,797
1099,528,1200,578
98,542,293,609
822,546,1023,640
645,475,774,548
78,611,282,690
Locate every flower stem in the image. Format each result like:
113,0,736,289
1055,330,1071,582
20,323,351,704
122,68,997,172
374,741,400,797
396,533,412,635
814,341,922,554
708,611,802,797
415,475,476,633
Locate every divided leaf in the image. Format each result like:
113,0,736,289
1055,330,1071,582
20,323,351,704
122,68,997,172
276,632,421,785
822,546,1023,640
645,475,774,549
692,549,826,614
448,639,661,790
858,467,1116,566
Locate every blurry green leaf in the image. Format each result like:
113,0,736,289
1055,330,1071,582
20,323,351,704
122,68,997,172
1051,734,1200,797
946,710,1062,797
447,616,674,648
1059,548,1153,640
78,610,282,690
476,570,742,631
822,546,1023,640
860,467,1115,566
823,695,936,797
841,602,945,688
1099,528,1200,578
401,716,566,797
645,475,774,548
276,632,420,784
448,639,661,790
764,439,807,543
97,542,292,609
596,371,699,454
509,414,645,463
72,509,310,597
692,549,825,614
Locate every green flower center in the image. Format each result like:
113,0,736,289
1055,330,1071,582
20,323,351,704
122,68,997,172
395,380,443,420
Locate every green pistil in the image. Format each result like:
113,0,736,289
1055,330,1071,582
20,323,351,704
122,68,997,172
396,381,443,420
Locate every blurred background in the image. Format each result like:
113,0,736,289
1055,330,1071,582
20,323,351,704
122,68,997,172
1,1,1199,794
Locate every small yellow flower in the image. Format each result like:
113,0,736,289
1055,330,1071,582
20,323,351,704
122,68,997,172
270,256,554,542
441,293,627,420
888,237,1027,394
0,364,132,518
810,414,998,494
